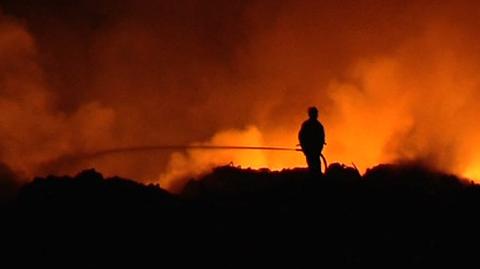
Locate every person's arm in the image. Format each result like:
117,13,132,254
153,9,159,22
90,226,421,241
298,123,306,149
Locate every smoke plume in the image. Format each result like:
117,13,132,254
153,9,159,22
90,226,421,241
1,1,480,191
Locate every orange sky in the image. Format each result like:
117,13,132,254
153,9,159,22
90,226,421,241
1,1,480,191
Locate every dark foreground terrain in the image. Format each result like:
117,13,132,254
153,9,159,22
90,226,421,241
3,163,480,267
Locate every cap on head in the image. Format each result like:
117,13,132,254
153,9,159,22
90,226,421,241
308,106,318,119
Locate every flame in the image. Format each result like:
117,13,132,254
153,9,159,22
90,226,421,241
158,126,270,191
1,2,480,191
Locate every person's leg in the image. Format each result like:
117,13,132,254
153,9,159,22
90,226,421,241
313,155,321,173
306,154,321,172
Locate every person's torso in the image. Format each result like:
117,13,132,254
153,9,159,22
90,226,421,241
300,119,324,148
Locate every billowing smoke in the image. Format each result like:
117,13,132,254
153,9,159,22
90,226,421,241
1,1,480,192
159,126,269,191
0,10,115,182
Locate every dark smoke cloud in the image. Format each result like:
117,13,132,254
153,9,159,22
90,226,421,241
1,1,480,190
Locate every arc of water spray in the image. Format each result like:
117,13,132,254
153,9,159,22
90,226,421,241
77,145,328,171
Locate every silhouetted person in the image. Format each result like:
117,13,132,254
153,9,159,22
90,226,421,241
298,106,325,173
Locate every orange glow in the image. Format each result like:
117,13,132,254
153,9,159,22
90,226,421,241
1,2,480,191
158,126,270,191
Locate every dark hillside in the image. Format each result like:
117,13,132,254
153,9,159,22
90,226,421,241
4,163,480,267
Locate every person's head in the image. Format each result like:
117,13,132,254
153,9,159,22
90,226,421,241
308,106,318,119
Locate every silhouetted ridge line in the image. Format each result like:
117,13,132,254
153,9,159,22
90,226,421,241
7,163,480,267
